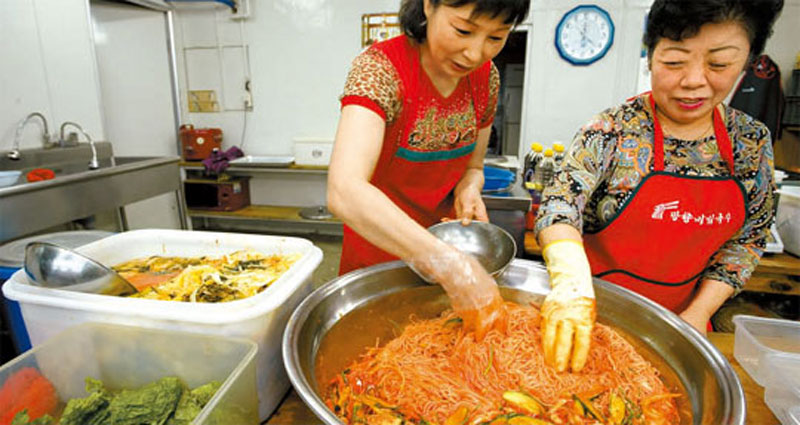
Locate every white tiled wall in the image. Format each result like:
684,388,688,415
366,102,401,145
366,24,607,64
2,0,797,213
520,0,800,154
172,0,401,156
1,0,104,152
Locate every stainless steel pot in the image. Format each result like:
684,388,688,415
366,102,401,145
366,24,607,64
283,259,745,425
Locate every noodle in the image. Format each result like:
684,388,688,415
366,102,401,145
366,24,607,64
113,250,300,302
324,302,681,425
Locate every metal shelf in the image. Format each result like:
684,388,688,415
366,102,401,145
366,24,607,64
188,205,342,236
180,162,327,175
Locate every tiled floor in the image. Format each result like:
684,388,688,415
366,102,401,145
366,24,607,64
303,234,343,288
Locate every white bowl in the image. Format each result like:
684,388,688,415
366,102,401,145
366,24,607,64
0,170,22,187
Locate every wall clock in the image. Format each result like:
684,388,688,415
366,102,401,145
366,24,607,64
555,5,615,66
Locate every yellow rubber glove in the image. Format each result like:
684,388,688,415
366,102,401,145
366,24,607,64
541,239,596,372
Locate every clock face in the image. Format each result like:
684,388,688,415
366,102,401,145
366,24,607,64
555,5,615,65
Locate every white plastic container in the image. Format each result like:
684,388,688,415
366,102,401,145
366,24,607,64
2,229,322,421
293,137,333,166
764,353,800,425
0,322,259,425
733,315,800,386
777,186,800,256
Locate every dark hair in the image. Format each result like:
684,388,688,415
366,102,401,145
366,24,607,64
643,0,784,63
400,0,530,43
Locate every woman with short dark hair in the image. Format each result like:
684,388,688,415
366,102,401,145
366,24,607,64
327,0,529,339
535,0,784,373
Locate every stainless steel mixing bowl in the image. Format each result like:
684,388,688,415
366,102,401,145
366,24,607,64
283,259,745,425
427,220,516,277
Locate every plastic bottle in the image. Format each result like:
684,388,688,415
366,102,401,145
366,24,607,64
532,148,555,192
552,142,565,165
523,142,543,191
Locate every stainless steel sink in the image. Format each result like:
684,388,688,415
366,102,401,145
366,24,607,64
0,143,182,242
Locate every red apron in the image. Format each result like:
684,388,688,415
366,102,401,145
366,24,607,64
339,38,493,275
583,93,747,313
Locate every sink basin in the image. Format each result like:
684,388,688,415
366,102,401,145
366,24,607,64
1,142,117,185
0,143,181,242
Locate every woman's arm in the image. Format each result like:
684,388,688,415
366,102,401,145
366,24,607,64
680,279,734,334
452,126,491,223
328,105,504,339
534,112,619,372
328,105,439,260
538,223,582,245
686,116,777,333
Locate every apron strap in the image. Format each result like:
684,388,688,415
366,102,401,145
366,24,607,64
647,93,735,175
713,105,735,175
648,94,666,172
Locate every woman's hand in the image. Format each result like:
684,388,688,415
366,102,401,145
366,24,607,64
453,168,489,225
538,226,596,373
409,242,506,340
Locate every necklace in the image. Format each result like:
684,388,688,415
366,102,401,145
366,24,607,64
656,108,714,141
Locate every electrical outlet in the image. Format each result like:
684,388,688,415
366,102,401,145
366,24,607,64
243,80,253,110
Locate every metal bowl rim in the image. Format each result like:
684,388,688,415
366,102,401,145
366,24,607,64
282,259,745,425
426,221,517,277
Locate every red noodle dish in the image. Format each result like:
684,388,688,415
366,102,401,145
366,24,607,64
320,302,685,425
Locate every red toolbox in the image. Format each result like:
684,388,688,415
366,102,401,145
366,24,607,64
184,176,250,212
180,124,222,161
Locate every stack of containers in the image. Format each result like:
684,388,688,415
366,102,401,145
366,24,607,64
2,229,323,421
733,315,800,424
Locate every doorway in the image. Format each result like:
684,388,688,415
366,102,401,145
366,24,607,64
489,30,528,157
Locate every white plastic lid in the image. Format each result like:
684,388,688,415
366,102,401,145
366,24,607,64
0,230,114,267
779,186,800,199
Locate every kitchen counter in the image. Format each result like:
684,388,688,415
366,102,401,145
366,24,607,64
482,182,531,212
265,332,777,424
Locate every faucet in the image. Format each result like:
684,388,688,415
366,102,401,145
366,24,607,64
60,122,99,169
8,112,51,160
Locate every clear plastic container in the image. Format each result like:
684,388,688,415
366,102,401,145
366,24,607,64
733,315,800,386
764,353,800,425
0,322,258,424
776,186,800,256
2,229,323,420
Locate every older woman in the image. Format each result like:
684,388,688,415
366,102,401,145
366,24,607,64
536,0,784,372
327,0,529,339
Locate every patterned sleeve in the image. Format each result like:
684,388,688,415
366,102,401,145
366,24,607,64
479,62,500,129
701,115,776,293
534,111,619,235
340,48,402,123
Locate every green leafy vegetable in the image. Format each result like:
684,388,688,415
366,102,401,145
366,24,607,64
167,381,222,425
10,410,55,425
59,376,218,425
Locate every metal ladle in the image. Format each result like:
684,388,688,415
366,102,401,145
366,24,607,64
24,242,138,296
